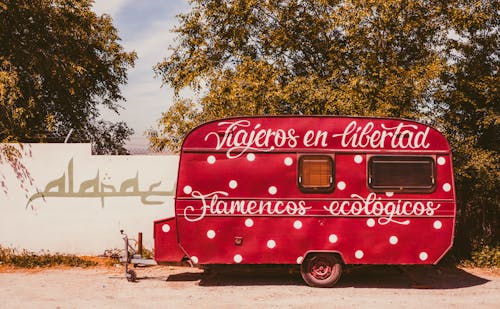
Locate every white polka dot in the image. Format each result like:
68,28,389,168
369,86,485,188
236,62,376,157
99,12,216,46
367,218,376,227
443,183,451,192
245,218,254,227
284,157,293,166
293,220,302,229
354,155,363,164
162,224,171,233
191,256,198,264
337,181,346,190
207,230,216,239
433,220,442,229
385,191,394,197
355,250,364,259
246,153,255,161
389,236,398,245
234,254,243,263
419,252,428,261
229,180,238,189
268,186,277,195
437,157,446,165
207,155,216,164
183,185,192,194
296,256,303,264
328,234,338,243
267,240,276,249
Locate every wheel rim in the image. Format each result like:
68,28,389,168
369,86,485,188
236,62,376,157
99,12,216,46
310,257,333,280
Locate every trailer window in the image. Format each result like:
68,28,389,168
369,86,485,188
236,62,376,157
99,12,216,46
298,155,334,193
368,156,435,192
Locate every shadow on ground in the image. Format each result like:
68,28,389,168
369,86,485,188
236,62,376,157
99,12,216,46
165,265,490,289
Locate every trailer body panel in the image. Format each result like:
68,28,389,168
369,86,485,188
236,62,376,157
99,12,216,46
154,116,456,266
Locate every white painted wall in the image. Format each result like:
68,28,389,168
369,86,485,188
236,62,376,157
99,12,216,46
0,144,178,255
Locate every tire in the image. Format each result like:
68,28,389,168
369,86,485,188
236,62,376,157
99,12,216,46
126,269,137,282
300,253,342,288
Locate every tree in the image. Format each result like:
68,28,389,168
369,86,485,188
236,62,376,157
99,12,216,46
85,120,134,155
151,0,499,257
148,99,200,153
435,0,499,255
150,0,447,151
0,143,32,195
0,0,136,153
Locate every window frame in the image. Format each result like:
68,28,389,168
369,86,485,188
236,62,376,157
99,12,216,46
298,155,335,193
368,155,436,193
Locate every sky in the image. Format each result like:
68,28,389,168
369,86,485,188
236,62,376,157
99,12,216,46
92,0,190,151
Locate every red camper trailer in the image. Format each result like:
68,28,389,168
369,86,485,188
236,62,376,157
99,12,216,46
154,116,456,287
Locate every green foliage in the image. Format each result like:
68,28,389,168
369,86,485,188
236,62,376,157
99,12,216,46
0,0,136,152
433,0,499,254
151,0,499,258
0,144,32,195
151,0,449,151
74,120,134,155
461,246,500,268
0,245,98,268
147,99,201,153
141,247,154,260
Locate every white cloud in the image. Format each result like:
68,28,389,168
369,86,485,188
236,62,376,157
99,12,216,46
92,1,191,150
92,0,132,16
118,21,178,129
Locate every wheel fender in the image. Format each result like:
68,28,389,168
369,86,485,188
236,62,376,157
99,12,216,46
301,250,345,265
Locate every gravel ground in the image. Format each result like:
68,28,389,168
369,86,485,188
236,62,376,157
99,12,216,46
0,265,498,308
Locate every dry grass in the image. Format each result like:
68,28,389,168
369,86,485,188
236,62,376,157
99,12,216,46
0,245,119,270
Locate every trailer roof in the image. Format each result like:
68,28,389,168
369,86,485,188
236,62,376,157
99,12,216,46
182,116,450,155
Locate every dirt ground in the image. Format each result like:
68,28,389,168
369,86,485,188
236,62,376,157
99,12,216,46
0,264,498,308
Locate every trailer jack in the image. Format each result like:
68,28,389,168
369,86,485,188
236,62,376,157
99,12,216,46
119,230,157,282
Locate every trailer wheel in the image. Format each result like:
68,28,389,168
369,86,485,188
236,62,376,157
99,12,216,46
126,269,137,282
300,253,342,288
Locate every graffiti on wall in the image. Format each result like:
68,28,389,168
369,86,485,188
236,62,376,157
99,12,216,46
26,158,176,208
